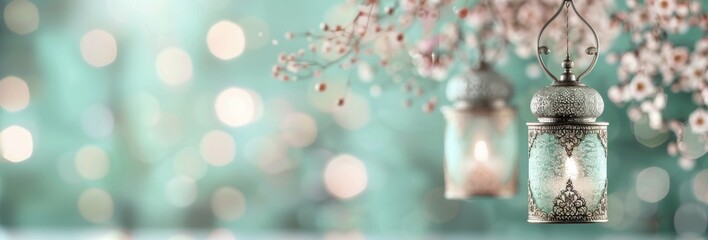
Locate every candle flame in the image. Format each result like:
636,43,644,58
474,141,489,162
566,156,579,179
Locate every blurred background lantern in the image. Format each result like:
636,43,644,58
442,63,518,199
527,0,608,223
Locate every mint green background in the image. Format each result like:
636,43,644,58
0,0,706,237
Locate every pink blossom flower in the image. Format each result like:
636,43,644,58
667,47,690,70
608,86,624,104
621,53,641,73
689,108,708,134
651,0,676,17
629,74,656,100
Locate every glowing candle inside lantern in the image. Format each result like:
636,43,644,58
441,66,519,199
565,156,579,180
474,140,489,162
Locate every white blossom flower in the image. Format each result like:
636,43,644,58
667,142,678,156
357,62,374,83
648,111,663,130
608,86,624,104
621,53,640,73
676,76,698,91
618,69,629,82
675,2,690,17
645,33,661,50
640,100,656,113
651,0,676,17
629,74,656,100
660,67,675,85
700,88,708,104
663,16,690,34
683,62,707,82
606,53,618,64
696,38,708,58
689,108,708,134
667,47,689,70
653,92,667,109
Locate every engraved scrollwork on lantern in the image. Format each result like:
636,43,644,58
528,180,608,223
528,125,608,157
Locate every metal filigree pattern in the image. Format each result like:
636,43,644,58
528,179,607,223
530,85,604,122
527,124,608,157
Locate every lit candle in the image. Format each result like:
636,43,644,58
565,156,579,180
474,140,489,162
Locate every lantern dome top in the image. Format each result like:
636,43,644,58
530,82,604,123
446,66,513,109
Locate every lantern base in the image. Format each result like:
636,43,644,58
528,179,608,223
444,167,518,200
527,220,608,224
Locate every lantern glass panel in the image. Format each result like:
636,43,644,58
443,106,518,199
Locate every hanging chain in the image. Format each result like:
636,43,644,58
565,1,570,58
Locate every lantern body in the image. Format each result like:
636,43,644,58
443,106,518,198
526,81,608,223
527,123,607,223
442,67,517,199
526,0,608,223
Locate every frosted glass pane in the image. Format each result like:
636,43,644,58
443,107,518,197
529,132,607,213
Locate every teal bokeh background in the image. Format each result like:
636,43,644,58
0,0,707,238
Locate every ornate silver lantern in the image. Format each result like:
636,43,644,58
527,0,608,223
442,63,518,199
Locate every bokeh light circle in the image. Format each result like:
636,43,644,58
215,88,261,127
173,148,207,180
635,167,670,203
307,77,348,112
243,135,291,174
165,176,197,208
333,94,370,130
78,188,113,223
674,203,708,236
693,170,708,205
0,76,30,112
211,187,246,221
369,85,382,97
240,16,269,50
678,125,707,160
156,48,193,85
208,228,236,240
3,0,39,35
200,130,236,166
128,93,161,127
324,154,368,199
0,125,33,162
281,112,318,148
423,188,460,223
81,104,114,139
207,20,246,60
80,29,117,67
75,145,110,180
632,115,669,148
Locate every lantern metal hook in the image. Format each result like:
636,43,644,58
536,0,600,83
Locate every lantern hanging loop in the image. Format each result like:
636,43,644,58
536,0,600,83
